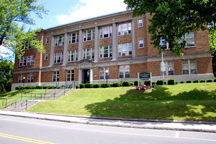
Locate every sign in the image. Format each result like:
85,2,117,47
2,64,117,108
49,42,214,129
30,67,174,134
139,72,151,79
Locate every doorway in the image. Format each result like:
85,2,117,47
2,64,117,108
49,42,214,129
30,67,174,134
83,69,90,83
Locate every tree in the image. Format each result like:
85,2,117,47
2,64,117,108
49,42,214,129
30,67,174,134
0,59,14,92
0,0,48,59
124,0,216,55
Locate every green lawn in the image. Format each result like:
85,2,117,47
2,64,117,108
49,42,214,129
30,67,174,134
28,83,216,121
0,89,51,109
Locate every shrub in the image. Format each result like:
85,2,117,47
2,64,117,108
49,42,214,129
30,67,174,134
130,82,134,86
156,80,163,85
176,82,178,84
193,80,199,83
180,81,184,84
186,80,192,83
164,81,167,85
101,83,110,88
214,78,216,82
122,81,130,86
112,82,121,87
144,80,151,85
168,79,175,85
134,80,141,86
79,84,85,88
200,80,206,83
152,82,156,85
206,79,213,82
93,84,101,88
36,86,43,89
15,87,21,90
85,83,93,88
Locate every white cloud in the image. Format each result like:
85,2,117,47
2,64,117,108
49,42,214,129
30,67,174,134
56,0,127,25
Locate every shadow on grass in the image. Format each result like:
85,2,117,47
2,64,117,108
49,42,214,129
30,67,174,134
85,86,216,121
0,90,34,100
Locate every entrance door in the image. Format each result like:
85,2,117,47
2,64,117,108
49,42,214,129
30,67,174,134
83,69,90,83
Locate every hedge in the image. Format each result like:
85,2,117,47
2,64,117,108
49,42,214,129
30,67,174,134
112,82,121,87
79,84,85,88
152,82,156,85
180,81,184,84
130,83,134,86
168,79,175,85
156,80,163,85
214,78,216,82
193,80,199,83
164,81,167,85
144,80,151,85
85,83,93,88
101,83,111,88
122,81,130,86
200,80,206,83
134,80,141,86
206,79,213,82
15,85,58,90
93,84,101,88
186,80,192,83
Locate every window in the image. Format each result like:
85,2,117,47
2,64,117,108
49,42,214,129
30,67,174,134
118,23,131,36
19,55,34,67
68,50,78,62
55,35,64,46
53,71,59,82
54,53,63,64
99,67,109,79
27,73,33,83
83,29,95,41
67,70,74,81
99,26,112,38
119,65,130,78
182,59,197,75
83,48,94,60
184,32,195,46
44,53,48,60
45,37,49,44
18,74,24,83
161,61,174,76
138,19,143,27
118,43,132,56
160,36,169,49
139,39,144,48
69,32,79,44
100,45,112,58
22,41,32,50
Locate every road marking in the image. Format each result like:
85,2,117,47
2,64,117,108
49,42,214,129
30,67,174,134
175,131,179,138
0,133,56,144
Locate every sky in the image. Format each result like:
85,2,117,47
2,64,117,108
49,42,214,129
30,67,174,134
1,0,128,61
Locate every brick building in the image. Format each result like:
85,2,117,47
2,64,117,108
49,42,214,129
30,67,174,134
12,11,214,90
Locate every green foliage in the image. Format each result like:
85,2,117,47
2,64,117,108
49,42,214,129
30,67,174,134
0,0,48,58
152,82,156,85
200,80,206,83
156,80,163,85
112,82,121,87
214,78,216,82
130,82,134,86
134,80,141,86
80,84,85,89
0,59,14,92
101,83,111,88
180,81,185,84
93,84,101,88
206,79,213,82
168,79,175,85
186,80,192,83
193,80,199,83
85,83,93,88
144,80,151,85
122,81,130,86
164,81,167,85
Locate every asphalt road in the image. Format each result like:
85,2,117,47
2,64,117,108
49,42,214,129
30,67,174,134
0,115,216,144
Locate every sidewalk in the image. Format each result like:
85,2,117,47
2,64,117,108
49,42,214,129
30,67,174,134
0,110,215,133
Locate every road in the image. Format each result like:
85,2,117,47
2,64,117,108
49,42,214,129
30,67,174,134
0,115,216,144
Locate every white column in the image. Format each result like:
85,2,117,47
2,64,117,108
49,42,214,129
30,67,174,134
78,68,82,84
112,22,117,61
94,26,99,62
49,35,55,67
78,29,83,61
90,68,93,83
131,19,136,58
63,32,68,65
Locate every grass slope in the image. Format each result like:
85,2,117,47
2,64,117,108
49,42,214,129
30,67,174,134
28,83,216,121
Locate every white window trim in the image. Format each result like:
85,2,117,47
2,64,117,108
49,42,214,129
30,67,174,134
44,53,48,60
99,67,109,80
161,61,174,76
54,52,63,64
68,50,78,62
118,22,131,36
18,74,24,83
19,55,35,67
22,41,32,50
138,39,144,48
99,26,112,39
52,71,59,82
182,59,197,75
83,48,94,60
99,45,112,58
27,73,33,83
83,29,95,41
45,37,49,44
55,35,64,46
68,32,79,44
119,65,130,79
138,19,143,28
67,70,74,81
118,43,132,57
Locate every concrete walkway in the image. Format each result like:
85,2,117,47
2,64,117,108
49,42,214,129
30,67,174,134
0,110,215,133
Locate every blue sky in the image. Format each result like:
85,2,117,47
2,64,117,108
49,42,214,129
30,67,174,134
1,0,127,61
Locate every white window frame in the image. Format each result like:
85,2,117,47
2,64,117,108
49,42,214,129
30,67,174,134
182,59,197,75
55,35,64,46
83,29,95,41
118,43,132,56
27,73,33,83
118,23,131,36
119,65,130,78
18,74,24,83
22,41,32,50
139,39,144,48
68,50,78,62
161,61,174,76
99,26,112,39
53,71,59,82
99,45,112,58
184,32,195,47
68,32,79,44
45,37,49,44
44,53,48,60
19,55,34,67
99,67,109,79
138,19,143,28
83,48,94,60
67,70,74,81
54,52,63,64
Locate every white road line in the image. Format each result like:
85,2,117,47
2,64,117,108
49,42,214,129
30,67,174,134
175,131,179,138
